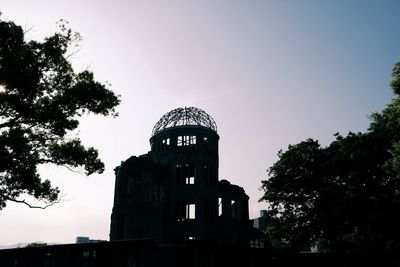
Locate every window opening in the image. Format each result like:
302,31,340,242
177,136,182,146
218,198,222,216
177,136,196,146
177,164,196,185
184,164,195,185
186,176,194,184
232,200,239,218
160,138,170,151
186,204,195,219
203,136,210,148
189,135,196,145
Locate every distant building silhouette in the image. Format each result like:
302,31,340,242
76,236,107,244
110,107,251,245
250,210,269,248
76,237,90,244
253,210,268,232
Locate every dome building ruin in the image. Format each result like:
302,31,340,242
110,107,251,245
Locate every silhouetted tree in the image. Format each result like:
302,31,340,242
0,17,120,209
25,242,47,248
260,62,400,253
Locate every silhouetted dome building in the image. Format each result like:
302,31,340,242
110,107,251,245
151,107,217,136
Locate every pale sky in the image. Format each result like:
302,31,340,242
0,0,399,245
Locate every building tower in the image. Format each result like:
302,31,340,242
110,107,250,245
150,107,219,242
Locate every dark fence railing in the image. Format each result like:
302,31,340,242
0,239,398,267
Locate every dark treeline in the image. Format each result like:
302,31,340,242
261,61,400,254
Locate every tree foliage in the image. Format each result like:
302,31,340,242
0,17,120,209
260,62,400,253
25,242,47,248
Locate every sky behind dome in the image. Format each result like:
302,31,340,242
0,0,399,245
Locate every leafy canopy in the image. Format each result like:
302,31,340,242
260,62,400,253
0,17,120,209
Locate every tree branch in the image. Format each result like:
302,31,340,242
1,193,63,209
38,158,85,174
0,116,22,128
66,47,82,59
7,198,60,209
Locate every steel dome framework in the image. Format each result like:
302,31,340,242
152,107,217,136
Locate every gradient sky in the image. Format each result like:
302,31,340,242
0,0,399,245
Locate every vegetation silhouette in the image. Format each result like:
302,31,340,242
260,61,400,254
25,242,47,248
0,16,120,210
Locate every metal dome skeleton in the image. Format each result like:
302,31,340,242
151,107,217,136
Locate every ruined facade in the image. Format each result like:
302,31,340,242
110,107,251,245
